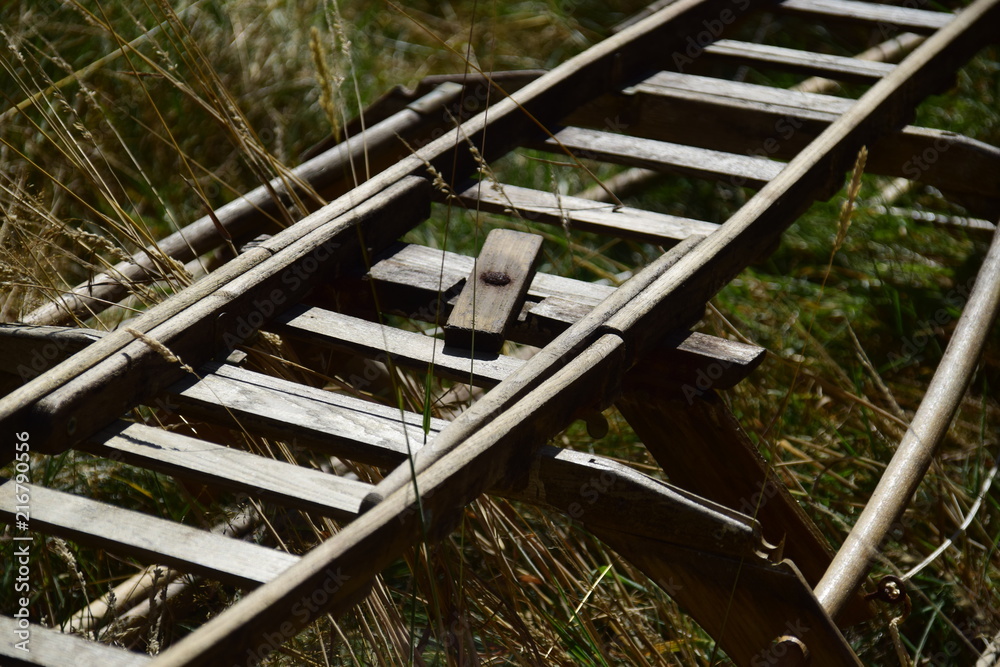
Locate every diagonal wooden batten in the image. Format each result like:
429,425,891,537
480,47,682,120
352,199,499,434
444,229,544,352
1,0,775,464
815,224,1000,619
0,176,430,460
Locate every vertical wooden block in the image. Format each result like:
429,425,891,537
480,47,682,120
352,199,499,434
444,229,544,353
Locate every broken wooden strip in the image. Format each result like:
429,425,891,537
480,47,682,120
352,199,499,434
81,421,372,519
166,362,448,468
361,242,764,388
567,72,1000,214
777,0,952,33
703,39,896,82
453,182,719,244
0,615,150,667
0,481,298,589
0,176,431,460
271,305,524,387
444,229,544,352
535,126,785,189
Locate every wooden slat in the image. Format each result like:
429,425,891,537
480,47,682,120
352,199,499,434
0,176,431,460
703,39,896,82
444,229,544,352
0,615,149,667
361,243,765,388
777,0,952,32
81,422,371,519
567,71,1000,214
535,126,784,188
167,362,448,467
454,182,718,243
271,305,524,387
0,482,298,588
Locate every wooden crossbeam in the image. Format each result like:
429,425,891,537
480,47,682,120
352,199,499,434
0,482,298,588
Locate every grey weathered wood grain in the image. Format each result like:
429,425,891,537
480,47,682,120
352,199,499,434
444,229,544,352
167,362,448,467
82,421,372,519
453,182,718,243
0,177,430,458
272,305,525,387
0,481,298,588
703,39,896,82
777,0,952,32
568,71,1000,214
0,615,149,666
535,126,784,189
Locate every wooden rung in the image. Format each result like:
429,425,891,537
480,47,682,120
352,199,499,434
777,0,952,33
0,614,150,666
566,71,1000,212
0,481,298,589
361,243,766,389
81,421,371,519
271,305,524,387
167,362,448,467
444,229,544,352
704,39,896,82
536,126,784,189
454,182,718,244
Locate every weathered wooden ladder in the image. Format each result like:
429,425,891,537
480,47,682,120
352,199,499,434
2,0,999,664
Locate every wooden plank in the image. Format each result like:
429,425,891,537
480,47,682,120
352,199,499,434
567,71,1000,215
0,176,431,460
777,0,952,33
360,243,765,388
0,615,150,667
271,305,524,387
0,481,298,589
590,0,1000,371
166,362,448,468
444,229,544,352
533,126,784,189
147,333,630,667
454,182,719,243
704,39,896,82
81,421,372,519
